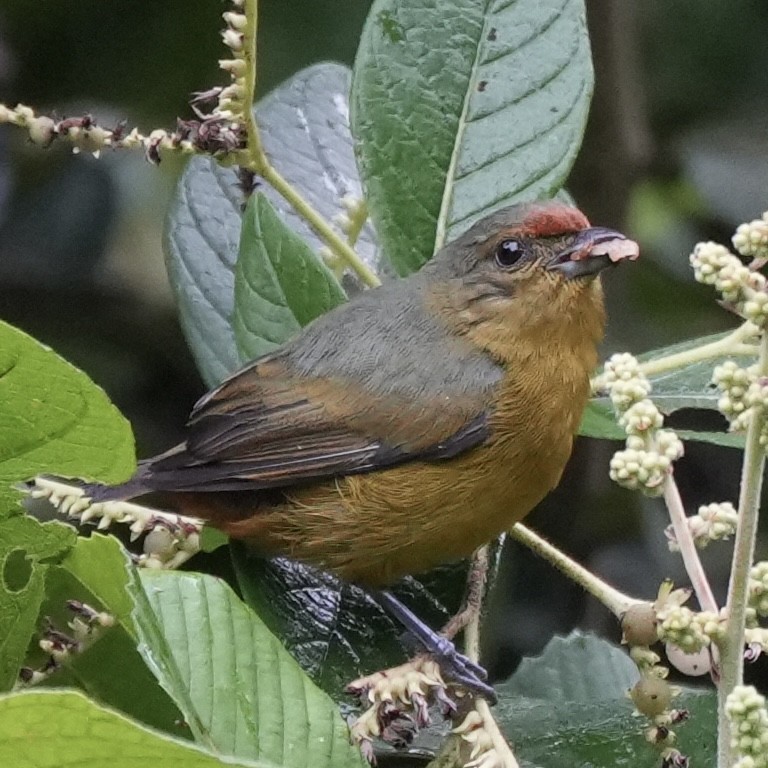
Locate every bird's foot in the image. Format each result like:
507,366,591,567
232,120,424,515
374,590,497,703
426,634,496,702
347,657,460,761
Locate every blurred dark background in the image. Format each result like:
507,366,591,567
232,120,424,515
2,0,768,684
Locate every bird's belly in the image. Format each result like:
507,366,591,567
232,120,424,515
231,430,573,586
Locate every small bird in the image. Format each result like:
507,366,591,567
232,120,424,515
78,201,638,589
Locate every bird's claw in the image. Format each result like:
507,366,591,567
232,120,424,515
427,633,488,679
431,648,496,703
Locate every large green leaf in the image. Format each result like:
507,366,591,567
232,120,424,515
163,152,244,386
351,0,593,274
503,692,716,768
0,321,134,691
582,330,751,447
497,632,715,767
0,320,135,503
133,571,367,768
164,63,379,387
0,690,269,768
57,534,136,635
233,193,347,361
504,630,638,701
231,545,470,698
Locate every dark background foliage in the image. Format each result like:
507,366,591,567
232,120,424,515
2,0,768,683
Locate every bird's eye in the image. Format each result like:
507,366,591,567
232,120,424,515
494,239,523,269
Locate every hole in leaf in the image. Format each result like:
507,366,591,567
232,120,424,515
3,549,33,592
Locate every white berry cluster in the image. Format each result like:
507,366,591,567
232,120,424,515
713,361,758,427
332,195,367,239
657,604,709,654
653,583,724,656
712,361,768,448
626,643,688,756
0,0,251,163
739,603,768,659
597,353,651,409
748,379,768,450
733,213,768,264
598,354,683,496
666,501,738,551
0,104,148,156
690,241,768,325
749,562,768,617
321,196,369,275
29,478,203,569
725,686,768,768
17,600,115,688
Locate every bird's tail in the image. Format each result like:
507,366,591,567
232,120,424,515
25,469,205,570
28,469,150,505
75,476,150,503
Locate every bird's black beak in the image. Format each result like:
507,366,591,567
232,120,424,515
548,227,640,279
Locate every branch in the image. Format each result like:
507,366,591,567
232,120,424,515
663,477,719,614
717,327,768,767
509,523,644,617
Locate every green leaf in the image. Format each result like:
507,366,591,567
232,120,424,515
581,399,745,449
0,320,135,505
254,64,382,280
501,691,716,768
133,571,367,768
351,0,593,274
0,321,134,691
579,399,623,442
637,332,739,411
0,690,270,768
495,632,715,766
581,331,751,447
233,193,347,361
163,153,245,386
504,631,638,701
231,545,469,697
58,534,136,636
164,64,378,387
37,538,186,738
0,516,74,691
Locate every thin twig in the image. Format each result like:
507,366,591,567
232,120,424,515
461,547,521,768
238,0,379,288
442,546,490,641
509,523,643,617
637,323,757,379
663,476,719,614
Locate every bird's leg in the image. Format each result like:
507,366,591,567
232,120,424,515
374,545,494,699
439,545,490,641
374,590,496,702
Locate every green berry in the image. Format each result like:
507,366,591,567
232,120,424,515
631,676,672,718
621,604,659,647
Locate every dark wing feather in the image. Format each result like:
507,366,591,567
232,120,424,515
139,355,493,494
134,274,507,496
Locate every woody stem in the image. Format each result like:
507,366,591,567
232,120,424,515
717,327,768,767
